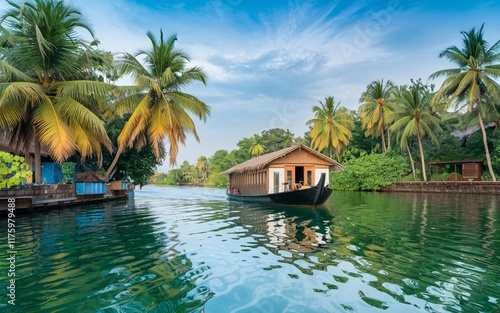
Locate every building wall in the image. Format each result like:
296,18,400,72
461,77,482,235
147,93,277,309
314,167,330,185
270,149,332,167
229,170,268,195
268,167,284,193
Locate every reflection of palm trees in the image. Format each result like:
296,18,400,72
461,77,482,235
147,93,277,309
482,197,496,260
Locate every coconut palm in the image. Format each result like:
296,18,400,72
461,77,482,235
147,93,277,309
389,81,442,181
0,0,114,184
249,134,265,157
430,24,500,181
359,79,396,152
104,30,210,178
307,96,354,160
195,156,209,182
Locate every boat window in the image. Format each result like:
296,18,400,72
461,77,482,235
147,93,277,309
306,170,312,186
274,172,279,193
286,170,292,185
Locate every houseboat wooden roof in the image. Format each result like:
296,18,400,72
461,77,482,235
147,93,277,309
76,171,107,183
221,144,344,175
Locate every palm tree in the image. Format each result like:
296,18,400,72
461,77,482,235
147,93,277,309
104,30,210,178
359,79,396,153
195,156,209,182
0,0,113,184
430,24,500,181
388,81,442,181
249,134,265,157
306,96,354,160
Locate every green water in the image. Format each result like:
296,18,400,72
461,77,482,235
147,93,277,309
0,186,499,312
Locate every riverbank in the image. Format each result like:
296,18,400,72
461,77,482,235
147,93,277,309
381,181,500,194
0,181,133,213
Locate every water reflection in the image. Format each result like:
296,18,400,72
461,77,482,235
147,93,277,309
0,188,498,313
0,201,211,313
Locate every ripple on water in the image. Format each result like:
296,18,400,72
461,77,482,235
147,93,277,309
1,188,499,312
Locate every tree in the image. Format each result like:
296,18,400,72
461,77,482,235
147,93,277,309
388,80,442,181
331,152,409,191
0,0,114,183
260,128,296,153
249,134,265,157
430,24,500,181
307,96,354,160
105,30,210,178
195,156,209,182
359,79,396,152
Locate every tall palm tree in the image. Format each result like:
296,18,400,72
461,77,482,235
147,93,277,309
104,30,210,178
0,0,113,184
389,81,442,181
195,156,209,182
249,134,265,157
359,79,396,153
430,24,500,181
307,96,354,160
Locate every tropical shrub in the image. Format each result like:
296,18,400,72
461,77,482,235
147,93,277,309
61,162,76,183
0,152,32,188
331,152,409,191
205,173,228,188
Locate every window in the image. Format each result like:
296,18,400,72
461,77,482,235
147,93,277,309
273,172,279,193
306,170,312,186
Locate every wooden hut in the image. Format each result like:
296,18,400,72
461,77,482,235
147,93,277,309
75,172,107,199
428,159,484,181
221,144,343,196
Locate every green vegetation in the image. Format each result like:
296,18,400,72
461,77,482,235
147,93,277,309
61,162,76,183
430,24,500,181
307,96,354,161
104,30,210,178
331,152,409,191
0,1,498,191
0,0,209,187
0,0,115,184
0,152,32,188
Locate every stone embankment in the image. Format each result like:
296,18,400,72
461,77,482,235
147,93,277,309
381,181,500,195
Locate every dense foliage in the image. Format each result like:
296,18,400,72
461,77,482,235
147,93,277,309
0,152,32,188
80,116,162,188
0,2,498,190
332,153,410,191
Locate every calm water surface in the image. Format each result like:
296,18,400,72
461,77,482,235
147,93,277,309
0,186,499,312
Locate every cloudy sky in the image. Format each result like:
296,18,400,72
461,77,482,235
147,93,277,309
3,0,500,171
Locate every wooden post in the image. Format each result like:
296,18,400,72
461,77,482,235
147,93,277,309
435,164,438,182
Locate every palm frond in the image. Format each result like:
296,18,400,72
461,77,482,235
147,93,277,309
32,100,76,162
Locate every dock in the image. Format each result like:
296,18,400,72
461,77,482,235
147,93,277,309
0,181,133,213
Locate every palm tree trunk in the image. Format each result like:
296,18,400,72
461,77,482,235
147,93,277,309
417,133,427,181
34,137,42,184
406,143,416,181
477,109,496,181
381,131,387,153
105,146,124,179
387,128,391,150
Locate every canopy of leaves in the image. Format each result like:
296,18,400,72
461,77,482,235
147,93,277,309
331,152,409,191
0,151,32,188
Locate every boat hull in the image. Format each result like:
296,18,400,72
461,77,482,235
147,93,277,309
226,186,333,206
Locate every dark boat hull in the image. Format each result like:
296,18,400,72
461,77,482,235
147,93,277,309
226,186,333,206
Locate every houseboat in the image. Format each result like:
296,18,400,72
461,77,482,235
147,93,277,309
221,144,344,206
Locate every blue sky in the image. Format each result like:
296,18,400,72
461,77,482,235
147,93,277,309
3,0,500,172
